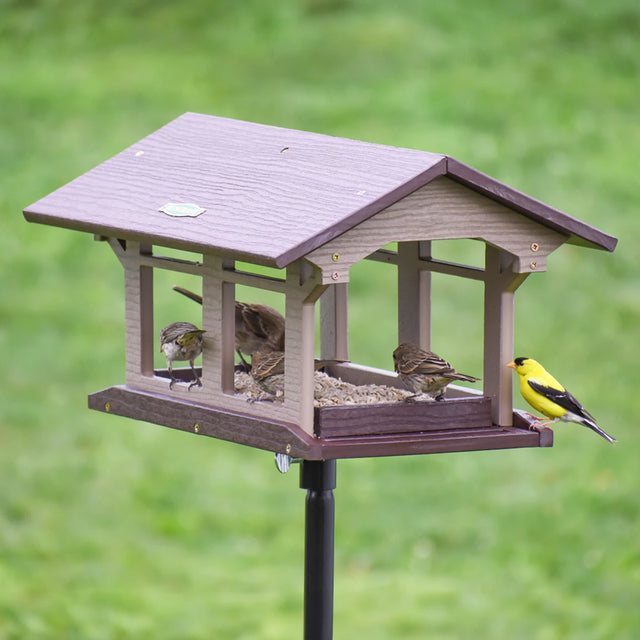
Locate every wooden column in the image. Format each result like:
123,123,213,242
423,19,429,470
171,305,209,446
202,255,235,399
285,262,326,436
320,283,349,361
483,246,529,426
397,241,431,349
123,242,154,383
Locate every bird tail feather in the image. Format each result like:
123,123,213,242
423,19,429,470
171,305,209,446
173,285,203,305
452,373,481,383
582,418,617,444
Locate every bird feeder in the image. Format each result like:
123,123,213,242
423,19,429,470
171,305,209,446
24,113,617,638
24,112,617,459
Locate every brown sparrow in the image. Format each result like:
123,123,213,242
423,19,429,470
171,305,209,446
393,342,480,401
172,286,285,367
250,350,344,399
159,321,206,390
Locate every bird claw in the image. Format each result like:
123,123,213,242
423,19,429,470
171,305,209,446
403,393,434,403
169,377,201,391
237,361,252,374
256,394,278,403
246,392,277,404
528,420,553,433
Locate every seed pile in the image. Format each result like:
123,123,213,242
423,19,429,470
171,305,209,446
235,371,415,406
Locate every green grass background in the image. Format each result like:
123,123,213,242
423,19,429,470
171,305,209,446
1,0,639,637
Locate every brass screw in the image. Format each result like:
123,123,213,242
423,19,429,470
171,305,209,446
531,242,540,252
285,444,292,454
331,272,340,281
194,423,200,433
331,253,340,262
104,402,110,412
530,261,537,270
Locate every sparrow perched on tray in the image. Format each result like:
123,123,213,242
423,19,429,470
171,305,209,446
251,350,287,397
250,350,344,399
173,285,285,367
393,342,480,401
508,357,616,443
159,321,206,390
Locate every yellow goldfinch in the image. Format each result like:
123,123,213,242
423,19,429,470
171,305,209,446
508,357,616,443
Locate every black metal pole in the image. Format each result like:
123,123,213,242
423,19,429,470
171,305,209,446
300,459,337,640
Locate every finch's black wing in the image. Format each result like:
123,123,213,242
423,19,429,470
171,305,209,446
527,380,594,421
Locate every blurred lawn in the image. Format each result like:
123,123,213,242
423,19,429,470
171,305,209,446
1,0,639,637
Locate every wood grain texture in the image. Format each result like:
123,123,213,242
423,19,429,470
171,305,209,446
24,112,446,268
220,264,287,294
194,255,301,425
88,386,552,459
201,255,235,399
316,425,550,459
282,261,323,435
446,158,618,252
89,385,316,455
421,256,485,281
23,113,615,270
123,243,154,382
483,247,529,426
320,283,349,361
139,252,203,276
306,177,568,280
397,241,431,348
367,247,486,281
314,396,492,438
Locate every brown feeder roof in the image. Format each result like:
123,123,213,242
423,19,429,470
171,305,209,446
24,112,617,266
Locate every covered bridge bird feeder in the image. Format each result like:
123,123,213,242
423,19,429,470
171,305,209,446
24,113,617,639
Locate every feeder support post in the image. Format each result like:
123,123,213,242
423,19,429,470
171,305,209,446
483,246,529,426
300,459,337,640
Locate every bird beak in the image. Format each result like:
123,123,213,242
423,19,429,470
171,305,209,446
507,361,516,369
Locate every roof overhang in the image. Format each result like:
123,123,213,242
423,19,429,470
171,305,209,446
24,112,617,267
